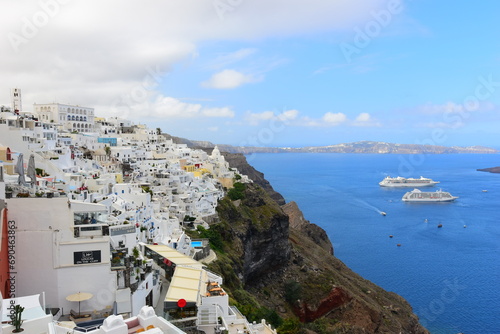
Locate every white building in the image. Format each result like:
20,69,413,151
6,198,116,314
33,103,95,133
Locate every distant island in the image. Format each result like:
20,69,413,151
477,166,500,173
164,137,498,154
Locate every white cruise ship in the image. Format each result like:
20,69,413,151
402,189,458,202
379,176,439,187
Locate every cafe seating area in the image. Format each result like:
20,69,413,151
206,281,226,297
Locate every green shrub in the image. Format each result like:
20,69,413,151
277,318,302,334
227,182,246,200
196,225,224,252
284,280,302,305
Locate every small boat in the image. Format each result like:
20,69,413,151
424,218,428,223
389,235,393,238
397,244,402,247
437,224,443,228
380,211,387,216
482,190,488,192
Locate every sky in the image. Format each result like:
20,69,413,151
1,0,499,148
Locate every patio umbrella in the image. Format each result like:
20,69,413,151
66,292,93,315
15,153,27,186
27,154,36,188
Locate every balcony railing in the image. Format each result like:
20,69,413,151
73,224,109,238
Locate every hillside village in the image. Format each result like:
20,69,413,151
0,89,275,334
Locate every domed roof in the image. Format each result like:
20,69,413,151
94,148,106,156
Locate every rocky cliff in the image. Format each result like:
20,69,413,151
204,153,429,334
477,166,500,173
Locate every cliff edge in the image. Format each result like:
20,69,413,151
204,153,428,333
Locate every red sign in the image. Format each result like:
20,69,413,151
177,299,187,308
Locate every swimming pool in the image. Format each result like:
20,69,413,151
191,241,203,247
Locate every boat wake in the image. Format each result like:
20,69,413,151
354,198,386,215
314,187,387,215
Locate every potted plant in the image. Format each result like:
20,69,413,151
5,186,13,199
132,246,140,259
11,304,25,332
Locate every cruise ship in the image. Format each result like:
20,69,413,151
402,189,458,202
379,176,439,187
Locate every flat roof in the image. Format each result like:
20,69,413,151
71,201,108,213
144,244,207,305
145,244,204,269
165,266,207,304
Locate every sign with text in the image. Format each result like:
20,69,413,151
110,225,136,236
74,250,101,265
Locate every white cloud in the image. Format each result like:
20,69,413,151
242,110,379,128
416,122,464,129
110,95,234,120
420,102,466,114
245,111,275,125
277,109,299,121
352,112,381,127
209,48,258,69
418,101,498,119
202,69,260,89
202,107,235,118
244,109,300,125
355,112,371,122
322,112,347,125
302,119,320,127
0,0,388,119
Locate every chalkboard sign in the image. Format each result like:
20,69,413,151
74,250,101,264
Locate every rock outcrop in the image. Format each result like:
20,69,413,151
283,201,333,256
477,166,500,173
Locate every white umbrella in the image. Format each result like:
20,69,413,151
15,153,27,186
27,154,36,188
66,292,93,316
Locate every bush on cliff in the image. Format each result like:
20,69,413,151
227,182,246,200
195,225,225,252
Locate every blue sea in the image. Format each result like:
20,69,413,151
248,153,500,334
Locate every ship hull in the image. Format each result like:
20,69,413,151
379,176,439,187
402,189,458,202
402,197,457,202
380,182,438,187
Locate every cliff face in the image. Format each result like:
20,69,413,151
214,185,291,285
213,153,428,334
282,201,333,256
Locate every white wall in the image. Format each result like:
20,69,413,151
6,198,117,314
131,273,155,315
